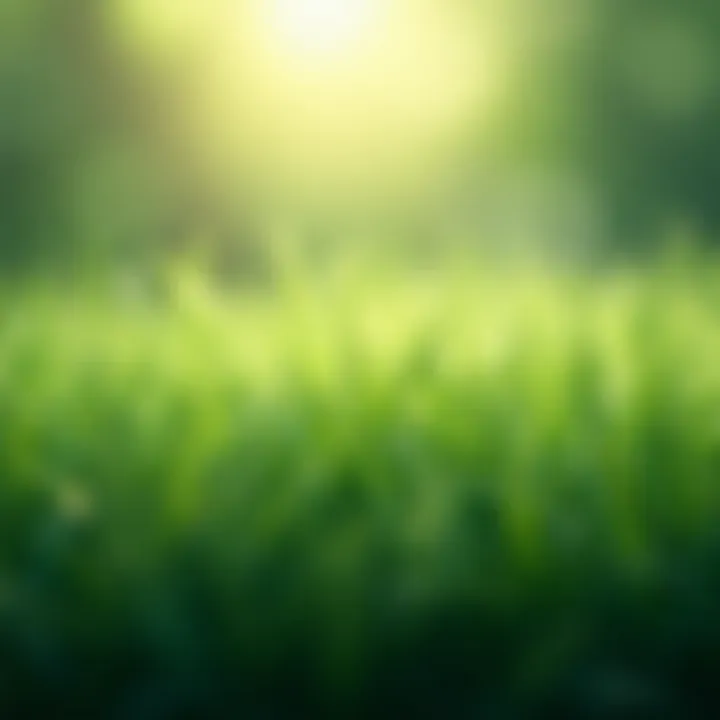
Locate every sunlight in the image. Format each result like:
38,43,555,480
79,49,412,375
111,0,504,212
210,0,497,209
267,0,378,58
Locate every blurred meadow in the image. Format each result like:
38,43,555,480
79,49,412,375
2,0,720,717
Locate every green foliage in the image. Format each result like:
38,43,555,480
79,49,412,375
2,262,720,715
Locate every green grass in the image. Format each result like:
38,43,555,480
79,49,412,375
2,259,720,716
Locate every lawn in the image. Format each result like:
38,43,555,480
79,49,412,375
2,258,720,716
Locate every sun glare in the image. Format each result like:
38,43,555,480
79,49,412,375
268,0,378,57
114,0,504,212
209,0,496,208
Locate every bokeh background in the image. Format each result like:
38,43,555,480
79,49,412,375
3,0,719,270
1,1,720,717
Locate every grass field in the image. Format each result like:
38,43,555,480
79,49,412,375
2,257,720,717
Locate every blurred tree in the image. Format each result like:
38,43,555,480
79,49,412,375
0,0,134,270
557,0,720,248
